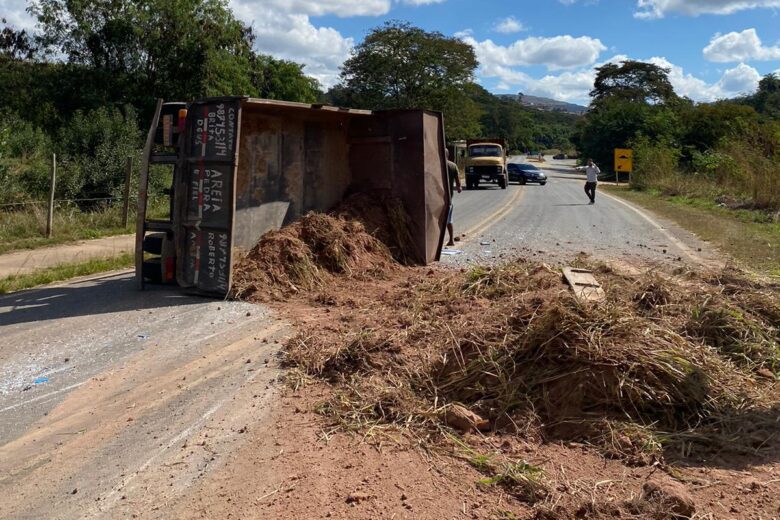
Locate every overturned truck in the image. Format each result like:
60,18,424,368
135,97,451,297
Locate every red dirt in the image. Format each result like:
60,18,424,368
172,370,780,520
211,261,780,519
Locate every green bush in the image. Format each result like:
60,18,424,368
631,133,780,211
0,111,53,204
55,105,141,201
630,137,682,192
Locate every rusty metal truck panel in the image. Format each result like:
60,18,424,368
174,97,242,294
138,96,451,297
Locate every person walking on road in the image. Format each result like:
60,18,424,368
446,150,463,246
584,158,600,205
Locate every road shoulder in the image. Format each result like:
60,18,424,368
604,186,780,277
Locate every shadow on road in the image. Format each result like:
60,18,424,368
553,203,591,207
0,274,205,327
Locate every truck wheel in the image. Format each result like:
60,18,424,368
143,233,165,255
142,258,163,284
499,177,507,190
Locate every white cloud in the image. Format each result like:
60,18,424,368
454,28,474,39
0,0,36,30
261,0,391,17
717,62,763,93
494,16,525,34
703,29,780,62
230,4,354,87
463,34,606,71
618,59,761,101
636,0,780,19
475,52,761,105
229,0,452,88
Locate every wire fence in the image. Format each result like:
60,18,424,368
0,155,172,241
0,196,127,208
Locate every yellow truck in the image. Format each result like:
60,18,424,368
464,139,508,190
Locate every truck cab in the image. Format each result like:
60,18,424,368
464,140,508,190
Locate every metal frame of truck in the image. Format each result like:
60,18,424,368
136,97,452,297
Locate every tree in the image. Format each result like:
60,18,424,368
1,19,37,60
26,0,320,114
745,73,780,119
679,101,758,153
591,60,678,106
577,97,681,171
337,21,478,114
251,55,320,104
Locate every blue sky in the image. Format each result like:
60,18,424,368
3,0,780,104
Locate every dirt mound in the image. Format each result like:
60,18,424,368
334,192,417,264
231,194,423,301
231,211,395,301
283,260,780,468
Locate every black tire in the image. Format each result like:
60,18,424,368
499,177,507,190
143,233,165,255
519,177,527,185
142,258,163,284
540,182,547,186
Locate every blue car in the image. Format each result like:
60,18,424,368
507,163,548,185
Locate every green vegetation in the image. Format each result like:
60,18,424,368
576,61,780,213
1,1,320,244
0,252,133,293
327,21,579,152
0,197,169,254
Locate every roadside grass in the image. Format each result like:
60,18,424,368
604,186,780,277
0,253,133,294
0,197,168,255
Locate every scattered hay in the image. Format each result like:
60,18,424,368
449,434,548,503
686,296,780,371
282,259,780,463
231,193,425,301
335,193,417,264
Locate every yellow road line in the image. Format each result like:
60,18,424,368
462,186,525,240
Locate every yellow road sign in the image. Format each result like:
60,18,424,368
614,148,633,172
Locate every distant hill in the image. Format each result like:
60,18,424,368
498,94,588,115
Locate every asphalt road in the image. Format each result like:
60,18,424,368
0,272,290,518
442,157,720,269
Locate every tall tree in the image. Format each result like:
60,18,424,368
26,0,320,112
336,21,478,140
591,60,678,106
745,73,780,119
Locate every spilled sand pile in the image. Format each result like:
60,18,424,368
231,194,413,301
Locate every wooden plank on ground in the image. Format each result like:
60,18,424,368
562,267,605,302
